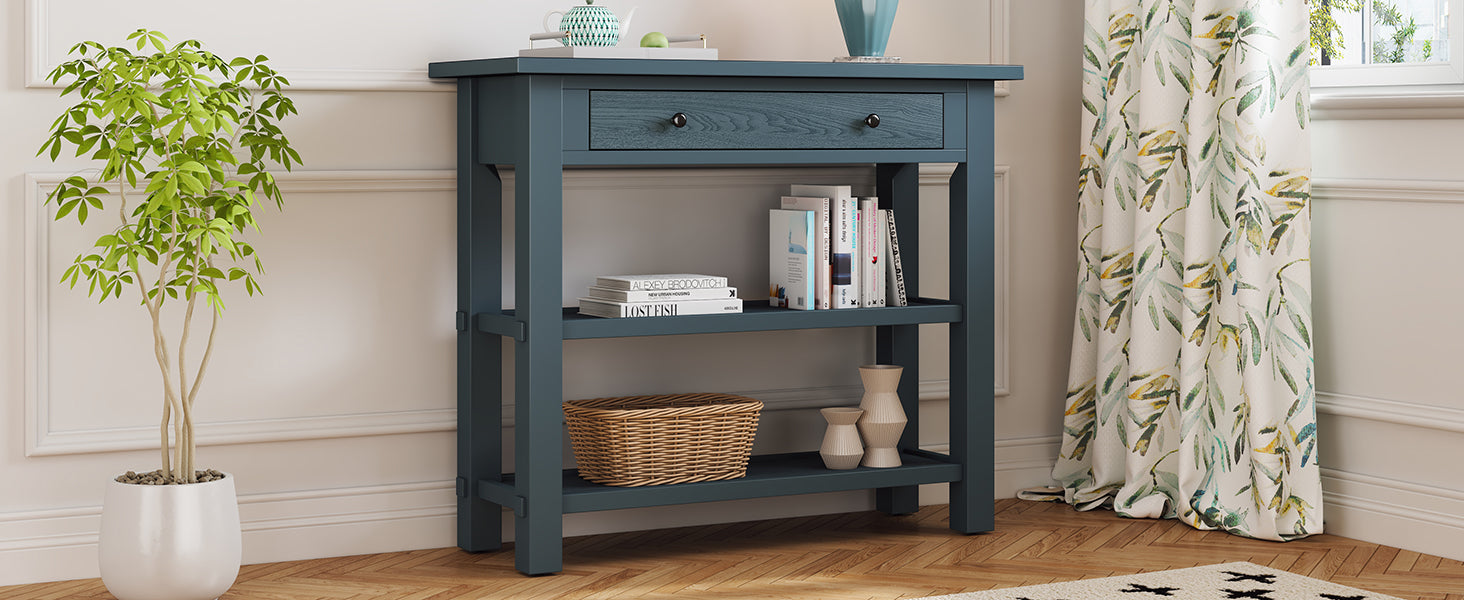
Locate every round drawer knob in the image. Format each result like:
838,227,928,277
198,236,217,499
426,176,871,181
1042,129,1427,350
670,112,688,128
864,114,881,128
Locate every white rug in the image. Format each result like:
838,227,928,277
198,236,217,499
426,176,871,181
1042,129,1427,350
916,562,1404,600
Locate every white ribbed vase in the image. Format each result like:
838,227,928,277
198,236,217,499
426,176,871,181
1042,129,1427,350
857,365,907,468
99,473,241,600
819,407,865,469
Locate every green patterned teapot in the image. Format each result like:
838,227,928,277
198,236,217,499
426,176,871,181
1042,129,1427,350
543,0,637,47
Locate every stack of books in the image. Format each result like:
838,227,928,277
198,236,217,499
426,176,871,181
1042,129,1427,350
770,185,909,310
578,274,743,318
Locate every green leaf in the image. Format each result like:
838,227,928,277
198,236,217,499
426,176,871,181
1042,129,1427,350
1288,309,1311,347
1238,86,1262,114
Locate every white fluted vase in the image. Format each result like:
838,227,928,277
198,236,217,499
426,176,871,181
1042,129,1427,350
857,364,907,468
819,407,865,469
99,474,241,600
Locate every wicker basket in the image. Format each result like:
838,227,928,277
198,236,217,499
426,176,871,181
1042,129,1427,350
564,392,762,487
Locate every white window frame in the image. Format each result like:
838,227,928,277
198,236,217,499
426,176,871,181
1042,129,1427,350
1317,0,1464,90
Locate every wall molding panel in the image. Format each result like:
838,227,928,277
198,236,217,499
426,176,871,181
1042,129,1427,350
991,0,1013,98
1313,177,1464,205
921,164,1012,396
1317,392,1464,434
23,0,450,92
26,0,1015,94
24,167,1009,456
22,171,459,457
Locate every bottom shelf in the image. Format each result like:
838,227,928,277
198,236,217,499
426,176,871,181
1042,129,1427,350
482,450,961,514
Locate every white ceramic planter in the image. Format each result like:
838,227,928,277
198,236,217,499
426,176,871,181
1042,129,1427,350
99,473,241,600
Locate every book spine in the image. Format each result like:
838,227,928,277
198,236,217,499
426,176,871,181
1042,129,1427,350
816,199,831,309
587,286,738,302
617,298,742,317
883,209,908,307
769,209,815,310
583,298,743,318
833,196,858,308
596,275,730,291
873,208,887,307
850,202,860,308
859,198,882,307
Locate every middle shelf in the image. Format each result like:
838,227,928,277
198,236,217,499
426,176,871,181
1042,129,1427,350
475,299,962,340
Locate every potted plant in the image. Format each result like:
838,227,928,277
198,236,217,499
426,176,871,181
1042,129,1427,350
38,29,300,600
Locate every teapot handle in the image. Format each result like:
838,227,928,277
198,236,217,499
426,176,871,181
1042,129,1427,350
543,10,565,33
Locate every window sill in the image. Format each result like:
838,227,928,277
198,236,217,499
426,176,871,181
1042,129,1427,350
1311,85,1464,120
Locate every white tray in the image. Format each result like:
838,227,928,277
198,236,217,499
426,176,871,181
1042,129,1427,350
519,46,718,60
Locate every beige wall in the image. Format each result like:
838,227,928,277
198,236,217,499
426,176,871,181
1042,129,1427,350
0,0,1084,585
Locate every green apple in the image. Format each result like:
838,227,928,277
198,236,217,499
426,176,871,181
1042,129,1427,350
640,31,669,48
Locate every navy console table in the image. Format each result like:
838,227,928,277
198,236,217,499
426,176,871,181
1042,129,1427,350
427,57,1023,575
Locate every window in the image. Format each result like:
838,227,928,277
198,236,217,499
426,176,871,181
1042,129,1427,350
1312,0,1464,88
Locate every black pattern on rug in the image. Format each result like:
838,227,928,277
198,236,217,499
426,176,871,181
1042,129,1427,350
913,561,1405,600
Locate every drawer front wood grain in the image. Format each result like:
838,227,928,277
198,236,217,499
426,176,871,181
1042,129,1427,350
588,91,943,150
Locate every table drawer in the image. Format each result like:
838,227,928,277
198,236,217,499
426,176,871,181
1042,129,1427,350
588,91,943,150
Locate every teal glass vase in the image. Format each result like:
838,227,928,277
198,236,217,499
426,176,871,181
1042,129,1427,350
834,0,900,57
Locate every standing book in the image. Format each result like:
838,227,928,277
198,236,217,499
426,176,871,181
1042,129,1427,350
883,208,908,306
791,184,858,308
769,209,816,310
779,195,831,309
859,198,885,307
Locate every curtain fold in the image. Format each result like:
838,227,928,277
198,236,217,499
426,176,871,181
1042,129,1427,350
1056,0,1321,541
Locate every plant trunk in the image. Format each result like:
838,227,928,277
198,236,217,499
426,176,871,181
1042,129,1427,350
179,285,198,484
159,397,171,477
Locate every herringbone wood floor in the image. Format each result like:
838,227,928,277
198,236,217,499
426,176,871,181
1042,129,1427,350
3,499,1461,599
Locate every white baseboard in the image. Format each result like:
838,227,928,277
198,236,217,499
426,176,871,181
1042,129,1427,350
0,482,456,587
1321,467,1464,562
0,437,1059,586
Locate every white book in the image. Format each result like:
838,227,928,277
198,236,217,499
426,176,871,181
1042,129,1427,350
586,286,738,303
594,274,729,291
858,198,885,307
779,196,831,309
883,209,909,306
769,209,816,310
578,297,743,318
873,207,888,307
791,185,858,308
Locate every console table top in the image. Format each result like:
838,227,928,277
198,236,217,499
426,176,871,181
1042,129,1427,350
428,57,1024,81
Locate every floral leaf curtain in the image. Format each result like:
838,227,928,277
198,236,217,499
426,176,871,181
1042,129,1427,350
1056,0,1321,540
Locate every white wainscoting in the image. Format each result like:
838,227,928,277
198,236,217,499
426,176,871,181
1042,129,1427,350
1311,176,1464,562
24,166,1010,456
22,171,459,457
0,436,1059,585
11,162,1024,585
1322,468,1464,562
